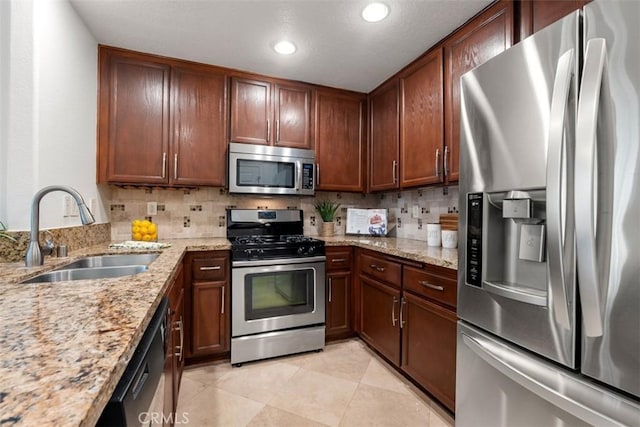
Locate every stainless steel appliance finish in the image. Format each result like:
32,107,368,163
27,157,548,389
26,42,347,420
228,142,315,196
457,1,640,423
228,209,326,365
457,322,640,427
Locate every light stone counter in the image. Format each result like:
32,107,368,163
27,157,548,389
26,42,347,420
320,236,458,270
0,238,230,426
0,235,453,426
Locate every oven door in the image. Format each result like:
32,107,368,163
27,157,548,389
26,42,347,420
231,256,325,337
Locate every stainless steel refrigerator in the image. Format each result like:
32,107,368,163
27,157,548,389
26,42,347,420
457,1,640,425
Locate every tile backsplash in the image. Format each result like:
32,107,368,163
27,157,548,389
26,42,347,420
107,186,459,242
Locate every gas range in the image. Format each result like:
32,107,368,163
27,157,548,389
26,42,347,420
227,209,325,261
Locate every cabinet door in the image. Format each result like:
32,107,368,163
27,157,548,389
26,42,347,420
230,77,271,145
400,48,444,188
315,90,366,192
171,66,228,186
444,0,513,183
401,292,457,412
274,83,312,149
172,289,185,410
369,80,400,191
191,281,229,356
326,271,353,340
101,51,170,184
531,0,589,34
360,275,401,366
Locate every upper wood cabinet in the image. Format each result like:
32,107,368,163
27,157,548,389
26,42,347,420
443,0,514,184
171,66,227,186
98,48,170,184
315,89,366,192
97,46,228,186
399,48,444,188
519,0,590,39
230,77,312,149
369,79,400,191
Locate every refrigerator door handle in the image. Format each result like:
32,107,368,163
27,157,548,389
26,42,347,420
546,48,575,330
461,331,637,426
575,38,614,338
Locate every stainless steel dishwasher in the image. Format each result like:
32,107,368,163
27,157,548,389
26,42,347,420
97,297,168,426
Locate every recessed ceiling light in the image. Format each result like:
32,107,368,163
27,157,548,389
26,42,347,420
273,40,296,55
362,2,389,23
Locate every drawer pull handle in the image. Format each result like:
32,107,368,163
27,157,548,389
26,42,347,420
392,296,398,326
370,264,385,272
331,258,347,263
419,280,444,292
200,266,222,271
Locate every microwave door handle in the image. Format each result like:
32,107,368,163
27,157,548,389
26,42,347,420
296,161,302,193
546,48,575,330
575,38,614,338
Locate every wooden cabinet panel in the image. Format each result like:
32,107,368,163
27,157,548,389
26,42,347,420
360,275,401,366
403,264,457,309
401,292,457,412
532,0,589,34
171,66,227,186
326,247,353,272
191,281,229,356
230,78,312,149
400,48,444,188
191,256,228,281
230,77,271,145
326,271,353,340
369,80,400,191
444,0,514,184
102,51,170,184
275,83,312,148
315,90,366,192
359,251,402,287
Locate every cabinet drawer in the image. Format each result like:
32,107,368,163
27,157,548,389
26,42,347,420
192,256,228,281
360,252,402,287
403,265,457,308
326,247,352,271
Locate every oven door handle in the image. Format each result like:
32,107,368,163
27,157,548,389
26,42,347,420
232,255,327,268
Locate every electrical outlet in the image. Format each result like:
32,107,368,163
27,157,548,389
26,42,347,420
412,205,420,218
63,195,79,217
147,202,158,216
89,198,97,215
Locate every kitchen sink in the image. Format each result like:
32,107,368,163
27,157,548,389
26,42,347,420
54,253,160,270
21,265,149,284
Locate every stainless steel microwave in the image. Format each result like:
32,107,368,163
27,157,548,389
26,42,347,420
228,143,316,196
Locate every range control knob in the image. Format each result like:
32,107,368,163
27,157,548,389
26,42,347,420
307,246,315,255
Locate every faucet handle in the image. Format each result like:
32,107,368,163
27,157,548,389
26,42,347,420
41,230,55,256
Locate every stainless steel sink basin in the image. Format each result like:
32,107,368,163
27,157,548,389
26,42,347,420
54,253,160,270
21,265,149,284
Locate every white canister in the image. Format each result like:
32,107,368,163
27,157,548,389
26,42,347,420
441,230,458,249
427,223,442,247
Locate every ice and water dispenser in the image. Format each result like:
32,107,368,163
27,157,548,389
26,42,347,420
466,190,548,305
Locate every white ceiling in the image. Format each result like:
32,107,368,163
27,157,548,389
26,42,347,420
70,0,493,93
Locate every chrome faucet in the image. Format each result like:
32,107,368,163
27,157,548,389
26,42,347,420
25,186,95,267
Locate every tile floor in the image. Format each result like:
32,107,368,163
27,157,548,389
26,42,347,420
177,339,455,426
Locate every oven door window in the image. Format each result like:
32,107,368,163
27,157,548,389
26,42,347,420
245,270,314,320
236,159,295,188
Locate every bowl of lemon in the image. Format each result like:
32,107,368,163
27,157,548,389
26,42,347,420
131,219,158,242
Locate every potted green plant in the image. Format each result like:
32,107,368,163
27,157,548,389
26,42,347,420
313,200,341,237
0,221,17,243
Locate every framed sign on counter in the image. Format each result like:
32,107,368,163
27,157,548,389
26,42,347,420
346,208,388,236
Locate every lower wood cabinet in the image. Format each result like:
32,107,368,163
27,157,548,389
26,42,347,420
360,274,401,366
326,246,355,341
163,263,184,425
184,251,230,360
401,291,456,412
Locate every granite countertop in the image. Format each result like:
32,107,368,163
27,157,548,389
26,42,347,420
320,236,458,270
0,238,230,426
0,236,455,426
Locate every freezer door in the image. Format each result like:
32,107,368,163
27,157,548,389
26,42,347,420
458,13,579,367
456,322,640,427
577,0,640,399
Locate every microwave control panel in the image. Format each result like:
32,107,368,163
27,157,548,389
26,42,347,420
466,193,483,287
302,163,314,190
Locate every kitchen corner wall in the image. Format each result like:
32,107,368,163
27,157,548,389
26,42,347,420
108,186,459,242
